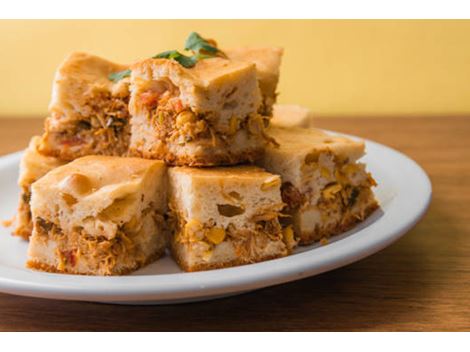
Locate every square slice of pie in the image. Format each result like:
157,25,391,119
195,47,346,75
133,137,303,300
14,136,66,240
225,47,283,116
128,57,271,166
259,126,379,245
39,52,131,160
168,166,297,272
27,156,167,275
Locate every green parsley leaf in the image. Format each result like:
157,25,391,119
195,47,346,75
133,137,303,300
108,69,131,82
184,32,219,54
153,50,197,68
153,50,180,59
174,55,198,68
108,32,222,79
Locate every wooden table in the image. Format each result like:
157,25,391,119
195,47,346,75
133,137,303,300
0,117,469,331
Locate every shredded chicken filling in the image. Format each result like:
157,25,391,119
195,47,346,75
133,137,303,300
281,159,377,229
140,87,271,148
33,212,162,275
169,206,285,248
49,92,130,156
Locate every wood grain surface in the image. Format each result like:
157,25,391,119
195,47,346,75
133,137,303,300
0,116,469,331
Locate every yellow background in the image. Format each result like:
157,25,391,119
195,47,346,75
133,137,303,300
1,20,469,118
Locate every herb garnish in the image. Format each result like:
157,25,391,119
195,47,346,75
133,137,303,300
108,69,131,83
109,32,224,81
153,50,197,68
154,32,225,68
184,32,219,55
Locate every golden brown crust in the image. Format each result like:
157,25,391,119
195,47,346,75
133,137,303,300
170,243,288,272
298,201,379,245
129,146,265,167
26,247,166,276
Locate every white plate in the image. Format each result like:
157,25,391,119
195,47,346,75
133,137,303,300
0,133,431,304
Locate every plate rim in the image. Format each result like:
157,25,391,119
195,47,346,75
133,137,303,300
0,132,432,303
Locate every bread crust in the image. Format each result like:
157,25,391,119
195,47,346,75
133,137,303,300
170,241,288,272
129,146,264,167
27,247,166,276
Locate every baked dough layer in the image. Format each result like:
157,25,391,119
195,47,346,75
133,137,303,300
226,47,283,116
128,57,270,166
39,52,131,160
27,156,167,275
14,136,65,239
168,166,297,271
260,126,379,244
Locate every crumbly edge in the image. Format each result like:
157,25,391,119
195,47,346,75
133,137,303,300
13,225,31,241
39,92,131,161
129,146,265,167
39,126,130,161
27,246,165,276
298,200,379,245
12,187,32,240
28,207,166,275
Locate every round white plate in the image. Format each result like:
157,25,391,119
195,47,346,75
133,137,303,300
0,133,431,304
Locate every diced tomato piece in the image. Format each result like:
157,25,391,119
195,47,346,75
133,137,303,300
140,91,160,107
173,99,183,113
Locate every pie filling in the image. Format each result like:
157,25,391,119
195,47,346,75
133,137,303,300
44,92,130,158
133,84,272,151
280,153,378,240
168,204,297,266
29,210,164,275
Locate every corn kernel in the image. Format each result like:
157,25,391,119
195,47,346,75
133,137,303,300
55,249,65,271
282,226,295,244
158,111,165,124
261,175,281,191
322,183,342,200
320,167,331,178
335,169,348,185
342,163,358,176
205,227,226,245
184,219,203,237
175,111,195,128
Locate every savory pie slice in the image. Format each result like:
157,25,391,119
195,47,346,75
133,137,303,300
14,136,66,240
225,47,283,116
128,57,271,166
259,126,379,245
271,104,314,128
168,166,297,272
39,52,131,160
27,156,167,275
